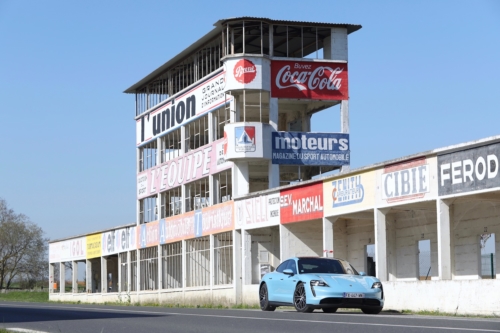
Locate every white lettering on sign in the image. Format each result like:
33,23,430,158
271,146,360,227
440,154,498,186
292,195,323,215
382,165,429,201
275,65,343,92
280,194,292,207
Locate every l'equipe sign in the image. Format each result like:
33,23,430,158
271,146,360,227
438,142,500,195
271,60,348,100
271,132,350,165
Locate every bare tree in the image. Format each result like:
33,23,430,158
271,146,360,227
0,198,48,289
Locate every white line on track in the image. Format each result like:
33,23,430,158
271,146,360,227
1,303,499,332
5,328,50,333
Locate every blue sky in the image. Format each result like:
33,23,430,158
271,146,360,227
0,1,499,241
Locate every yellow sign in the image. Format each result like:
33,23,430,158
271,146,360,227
323,169,376,217
86,233,102,259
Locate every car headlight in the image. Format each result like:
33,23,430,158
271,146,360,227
371,282,382,289
310,280,329,287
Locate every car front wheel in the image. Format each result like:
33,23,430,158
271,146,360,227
361,307,382,314
293,282,314,313
259,283,276,311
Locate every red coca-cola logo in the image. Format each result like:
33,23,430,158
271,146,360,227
275,63,343,91
271,60,348,101
233,59,257,84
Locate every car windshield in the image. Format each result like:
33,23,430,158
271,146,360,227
297,258,349,274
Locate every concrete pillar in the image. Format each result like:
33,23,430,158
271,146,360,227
59,262,65,294
181,240,187,289
126,251,131,292
101,257,107,293
118,254,122,293
437,199,452,280
242,230,252,285
279,224,290,260
374,208,389,281
210,235,215,288
233,230,242,304
86,260,92,293
323,28,348,61
49,263,55,293
268,97,280,189
323,217,338,258
158,245,163,290
233,161,249,196
136,250,141,292
72,261,78,293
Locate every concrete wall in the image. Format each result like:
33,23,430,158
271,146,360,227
384,279,500,316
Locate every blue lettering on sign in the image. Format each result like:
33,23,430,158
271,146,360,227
140,224,147,248
271,132,350,166
194,210,203,237
331,175,364,207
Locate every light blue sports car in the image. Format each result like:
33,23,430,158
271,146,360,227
259,257,384,314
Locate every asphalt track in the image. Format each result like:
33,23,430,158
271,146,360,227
0,302,499,333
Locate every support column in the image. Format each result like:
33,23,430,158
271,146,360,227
279,224,291,260
158,244,162,291
127,251,131,292
86,260,92,293
182,240,187,289
101,257,107,293
437,199,452,280
374,208,389,281
323,217,338,258
118,254,122,293
72,261,78,293
49,263,54,293
242,230,252,285
210,235,215,288
232,162,249,196
136,250,141,292
268,97,280,189
233,230,242,304
340,100,350,173
59,262,65,294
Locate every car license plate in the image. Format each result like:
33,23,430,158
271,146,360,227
343,292,364,298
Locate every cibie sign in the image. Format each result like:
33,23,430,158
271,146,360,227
271,60,348,100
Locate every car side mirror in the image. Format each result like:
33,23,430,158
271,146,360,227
359,271,367,276
283,269,294,275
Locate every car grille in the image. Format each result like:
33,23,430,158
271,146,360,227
319,298,380,306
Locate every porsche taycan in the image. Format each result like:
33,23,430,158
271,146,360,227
259,257,384,314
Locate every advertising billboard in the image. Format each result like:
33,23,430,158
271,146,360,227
137,138,232,200
271,132,350,165
102,227,137,256
224,57,270,91
49,237,86,263
136,69,229,146
376,157,438,206
280,182,323,224
235,192,280,230
438,142,500,196
271,60,348,100
86,234,102,259
323,170,376,216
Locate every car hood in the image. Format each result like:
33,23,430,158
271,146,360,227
310,274,374,290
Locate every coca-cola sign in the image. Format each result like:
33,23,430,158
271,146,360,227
233,59,257,84
271,60,348,100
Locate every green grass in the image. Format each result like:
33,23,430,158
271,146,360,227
0,329,10,333
400,309,500,318
0,291,49,303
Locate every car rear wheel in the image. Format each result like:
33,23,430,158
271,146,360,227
322,307,338,313
259,283,276,311
293,282,314,313
361,307,382,314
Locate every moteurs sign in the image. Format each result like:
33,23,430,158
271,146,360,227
271,132,349,166
271,60,348,100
